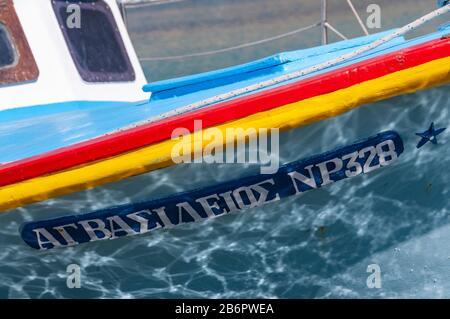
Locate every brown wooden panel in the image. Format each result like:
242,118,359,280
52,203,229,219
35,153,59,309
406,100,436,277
0,0,39,85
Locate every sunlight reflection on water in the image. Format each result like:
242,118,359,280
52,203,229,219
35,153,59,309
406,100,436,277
0,85,449,298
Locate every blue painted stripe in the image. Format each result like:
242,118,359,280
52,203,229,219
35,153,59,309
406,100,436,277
0,27,447,164
144,29,403,99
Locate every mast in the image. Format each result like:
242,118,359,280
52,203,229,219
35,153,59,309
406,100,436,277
321,0,328,45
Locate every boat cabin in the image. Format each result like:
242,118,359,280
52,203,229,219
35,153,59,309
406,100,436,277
0,0,147,111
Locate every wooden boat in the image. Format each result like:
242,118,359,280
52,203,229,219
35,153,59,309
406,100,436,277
0,0,449,212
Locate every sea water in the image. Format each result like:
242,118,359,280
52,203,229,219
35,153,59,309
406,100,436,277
1,0,450,299
0,84,449,298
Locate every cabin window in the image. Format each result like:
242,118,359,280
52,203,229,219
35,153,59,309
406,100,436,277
0,0,39,85
52,0,135,82
0,24,16,69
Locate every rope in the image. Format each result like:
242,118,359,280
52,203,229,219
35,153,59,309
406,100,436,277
119,0,185,7
346,0,369,36
139,22,321,61
112,4,450,133
324,22,348,40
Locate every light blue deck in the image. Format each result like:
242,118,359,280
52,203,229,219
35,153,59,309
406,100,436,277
0,27,449,164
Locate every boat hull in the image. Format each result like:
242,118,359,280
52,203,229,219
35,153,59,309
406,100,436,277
0,33,449,212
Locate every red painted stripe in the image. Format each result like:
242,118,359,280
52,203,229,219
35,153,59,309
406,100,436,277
1,37,449,187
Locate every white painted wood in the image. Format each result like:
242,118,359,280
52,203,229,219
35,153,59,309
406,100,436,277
0,0,148,111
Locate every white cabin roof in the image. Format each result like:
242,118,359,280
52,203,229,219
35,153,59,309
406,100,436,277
0,0,148,111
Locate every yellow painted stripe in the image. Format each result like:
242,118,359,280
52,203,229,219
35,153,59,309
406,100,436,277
1,56,450,212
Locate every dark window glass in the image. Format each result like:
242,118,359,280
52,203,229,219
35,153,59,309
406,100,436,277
61,8,127,73
52,0,135,82
0,24,16,68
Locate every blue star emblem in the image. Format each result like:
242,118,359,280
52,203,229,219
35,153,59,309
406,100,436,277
437,0,449,8
416,122,446,149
